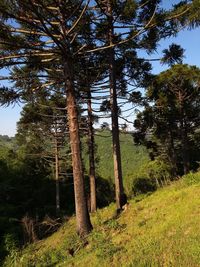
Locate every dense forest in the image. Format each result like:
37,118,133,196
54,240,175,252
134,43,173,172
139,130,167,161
0,0,200,266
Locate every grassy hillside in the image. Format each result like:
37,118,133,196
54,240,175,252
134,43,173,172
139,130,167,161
83,130,150,194
5,172,200,267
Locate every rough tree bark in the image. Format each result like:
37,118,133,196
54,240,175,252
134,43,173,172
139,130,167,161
54,136,60,214
168,127,178,177
179,104,190,175
181,119,190,174
87,90,97,213
107,0,125,210
64,60,92,236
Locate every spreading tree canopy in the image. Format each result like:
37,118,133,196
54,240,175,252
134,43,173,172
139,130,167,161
134,64,200,175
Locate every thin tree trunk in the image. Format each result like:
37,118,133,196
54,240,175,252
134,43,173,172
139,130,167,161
64,60,92,236
181,127,190,174
168,127,178,177
155,177,160,188
180,109,190,174
107,1,125,210
55,137,60,214
87,90,97,213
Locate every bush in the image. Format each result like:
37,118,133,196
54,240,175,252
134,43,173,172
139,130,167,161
132,177,157,195
3,233,20,267
84,175,115,208
127,159,172,196
96,176,115,207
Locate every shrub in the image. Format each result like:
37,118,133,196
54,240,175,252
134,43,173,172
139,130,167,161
132,177,157,195
3,233,20,267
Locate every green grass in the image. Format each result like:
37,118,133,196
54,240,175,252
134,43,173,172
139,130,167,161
5,172,200,267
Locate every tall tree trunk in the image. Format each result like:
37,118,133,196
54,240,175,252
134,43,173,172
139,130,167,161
181,125,190,174
87,90,97,213
180,108,190,174
64,60,92,236
168,127,178,177
55,136,60,214
107,1,125,210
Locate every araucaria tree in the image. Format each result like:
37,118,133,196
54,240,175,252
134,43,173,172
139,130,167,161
134,64,200,175
0,0,92,236
92,0,192,210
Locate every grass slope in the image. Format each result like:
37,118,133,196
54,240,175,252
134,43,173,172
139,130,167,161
6,172,200,267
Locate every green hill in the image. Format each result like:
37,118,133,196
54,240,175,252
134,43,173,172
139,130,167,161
4,172,200,267
0,132,149,191
83,130,150,194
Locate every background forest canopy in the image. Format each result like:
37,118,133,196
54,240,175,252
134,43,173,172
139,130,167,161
0,0,200,264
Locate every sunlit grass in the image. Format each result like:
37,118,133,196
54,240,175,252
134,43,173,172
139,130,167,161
4,172,200,267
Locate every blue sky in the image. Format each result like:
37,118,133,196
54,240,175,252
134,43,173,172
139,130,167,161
0,22,200,136
151,28,200,73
